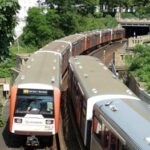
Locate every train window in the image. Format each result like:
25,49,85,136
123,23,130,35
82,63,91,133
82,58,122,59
118,143,130,150
15,89,54,117
93,116,102,142
108,133,118,150
103,126,109,148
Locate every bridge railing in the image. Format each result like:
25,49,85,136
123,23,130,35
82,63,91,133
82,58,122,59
128,35,150,48
115,12,150,24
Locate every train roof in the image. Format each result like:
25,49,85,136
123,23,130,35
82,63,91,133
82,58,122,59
15,51,61,88
113,26,125,31
94,99,150,150
40,40,70,54
81,30,101,36
60,33,85,44
69,56,137,100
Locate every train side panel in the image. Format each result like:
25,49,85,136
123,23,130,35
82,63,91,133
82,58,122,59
68,66,86,141
54,87,61,133
9,85,18,132
101,30,111,44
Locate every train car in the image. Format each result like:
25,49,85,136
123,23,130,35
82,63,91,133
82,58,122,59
82,31,100,50
100,29,111,44
68,55,139,148
40,40,71,75
10,51,61,146
60,34,85,56
91,99,150,150
9,27,125,147
112,27,125,41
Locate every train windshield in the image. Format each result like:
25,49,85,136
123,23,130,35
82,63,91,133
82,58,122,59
15,89,54,118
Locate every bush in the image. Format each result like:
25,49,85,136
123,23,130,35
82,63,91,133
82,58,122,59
121,12,136,18
0,53,16,78
0,103,4,127
126,45,150,93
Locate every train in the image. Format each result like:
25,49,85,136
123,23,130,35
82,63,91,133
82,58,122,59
68,55,150,150
9,27,125,146
91,97,150,150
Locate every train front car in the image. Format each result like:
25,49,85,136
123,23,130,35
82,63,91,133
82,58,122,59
68,56,139,149
91,99,150,150
9,51,61,146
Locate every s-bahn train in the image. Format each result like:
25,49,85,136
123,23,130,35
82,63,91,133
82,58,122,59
9,27,125,146
91,98,150,150
68,56,150,150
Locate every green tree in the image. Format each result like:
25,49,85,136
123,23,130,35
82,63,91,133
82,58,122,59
0,0,20,60
76,0,99,15
46,0,99,15
127,44,150,93
21,8,64,48
45,0,75,13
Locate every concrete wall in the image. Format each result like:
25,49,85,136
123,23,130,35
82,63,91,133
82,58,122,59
0,78,11,104
127,74,150,103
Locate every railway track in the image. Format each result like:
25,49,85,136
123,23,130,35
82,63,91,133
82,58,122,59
0,121,60,150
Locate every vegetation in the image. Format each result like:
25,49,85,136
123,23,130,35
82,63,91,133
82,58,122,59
0,52,16,78
0,0,20,60
126,45,150,93
121,12,150,19
20,8,117,49
0,0,149,78
0,103,4,127
0,0,20,77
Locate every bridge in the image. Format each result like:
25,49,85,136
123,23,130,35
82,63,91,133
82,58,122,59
116,13,150,27
116,12,150,36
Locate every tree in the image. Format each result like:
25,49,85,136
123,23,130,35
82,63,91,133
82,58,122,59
21,8,64,48
127,44,150,93
45,0,76,14
0,0,20,60
71,0,99,15
45,0,99,15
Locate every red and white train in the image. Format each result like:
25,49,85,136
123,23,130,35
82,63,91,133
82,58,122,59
68,55,150,150
9,27,125,146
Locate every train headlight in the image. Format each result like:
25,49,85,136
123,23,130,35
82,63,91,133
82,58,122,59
45,120,53,124
14,118,22,123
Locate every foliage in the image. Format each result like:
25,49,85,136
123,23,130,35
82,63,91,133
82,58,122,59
126,45,150,93
121,12,136,18
0,52,16,78
0,0,20,60
10,42,36,54
134,0,150,18
0,102,4,127
45,0,99,15
21,7,117,46
21,8,64,48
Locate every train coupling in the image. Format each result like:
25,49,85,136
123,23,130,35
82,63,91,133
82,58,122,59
26,135,39,146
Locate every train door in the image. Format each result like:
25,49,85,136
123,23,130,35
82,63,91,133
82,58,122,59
75,84,81,127
62,48,70,74
96,32,100,46
75,39,84,55
87,36,92,49
79,95,86,140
